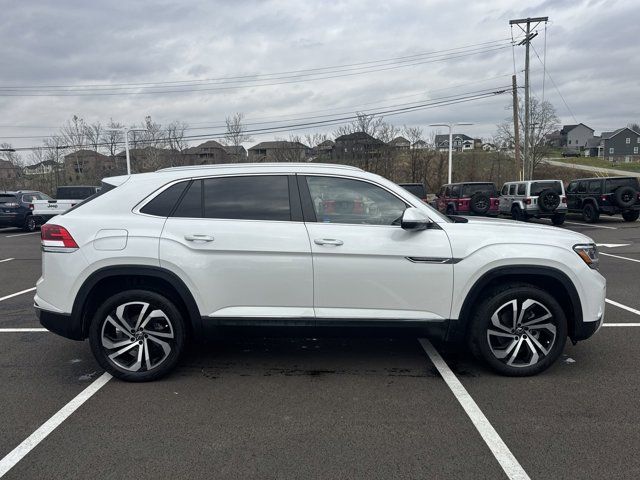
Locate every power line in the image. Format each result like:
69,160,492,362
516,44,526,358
531,44,577,123
0,45,514,97
5,88,508,152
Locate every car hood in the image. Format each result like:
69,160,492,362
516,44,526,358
441,216,594,257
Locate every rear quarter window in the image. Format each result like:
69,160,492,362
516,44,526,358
140,181,189,217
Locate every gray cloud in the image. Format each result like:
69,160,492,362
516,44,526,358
0,0,638,149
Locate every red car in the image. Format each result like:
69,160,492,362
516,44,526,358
436,182,499,217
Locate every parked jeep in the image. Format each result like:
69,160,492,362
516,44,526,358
499,180,567,225
435,182,499,217
566,176,640,223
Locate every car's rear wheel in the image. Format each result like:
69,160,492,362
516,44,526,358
468,283,567,376
582,203,599,223
622,210,639,222
23,215,36,232
89,290,187,382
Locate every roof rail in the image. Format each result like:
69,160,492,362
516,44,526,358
157,162,363,173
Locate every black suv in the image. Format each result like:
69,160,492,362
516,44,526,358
0,190,51,231
566,177,640,223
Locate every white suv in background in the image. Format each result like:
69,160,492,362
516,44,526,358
36,164,605,381
499,180,568,225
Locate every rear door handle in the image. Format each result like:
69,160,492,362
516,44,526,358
184,234,214,242
314,238,344,246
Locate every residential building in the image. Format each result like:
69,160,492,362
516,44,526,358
560,124,595,149
332,132,385,161
0,159,18,181
481,143,497,151
600,127,640,163
389,136,411,150
411,140,430,150
434,133,477,152
248,141,310,162
545,130,562,148
182,140,228,165
64,150,117,182
223,145,247,162
23,160,59,176
584,137,601,157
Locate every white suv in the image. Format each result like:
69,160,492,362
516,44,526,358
36,164,605,381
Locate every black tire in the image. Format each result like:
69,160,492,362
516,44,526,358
446,205,455,216
551,213,566,226
614,186,637,208
538,189,560,212
22,215,37,232
469,192,491,215
582,203,600,223
89,290,187,382
468,283,567,376
622,210,640,222
511,206,528,222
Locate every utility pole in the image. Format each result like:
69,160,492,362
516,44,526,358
511,75,521,180
509,16,547,180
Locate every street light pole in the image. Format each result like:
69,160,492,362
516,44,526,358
103,127,147,175
430,122,473,184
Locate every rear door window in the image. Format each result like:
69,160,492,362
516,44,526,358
173,180,203,218
509,185,517,195
203,175,291,221
450,185,461,198
517,184,526,195
588,180,601,194
577,181,587,193
567,182,577,193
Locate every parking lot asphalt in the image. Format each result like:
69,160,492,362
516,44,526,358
1,217,639,480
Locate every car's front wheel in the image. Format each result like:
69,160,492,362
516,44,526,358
468,283,567,376
89,290,187,382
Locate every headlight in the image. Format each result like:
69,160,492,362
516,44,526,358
573,244,599,270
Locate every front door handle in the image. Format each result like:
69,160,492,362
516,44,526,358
184,234,214,242
314,238,344,246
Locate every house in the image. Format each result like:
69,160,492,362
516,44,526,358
64,150,117,182
389,136,411,150
223,145,247,162
182,140,229,165
481,143,497,151
411,140,430,150
434,133,477,152
248,141,310,162
23,160,59,176
600,127,640,163
308,140,335,160
560,124,595,149
0,159,18,181
115,147,183,172
584,137,601,157
332,132,385,161
545,129,562,148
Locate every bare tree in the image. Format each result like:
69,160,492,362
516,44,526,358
165,121,189,167
496,97,559,177
333,112,384,138
223,113,252,161
85,122,102,153
628,122,640,133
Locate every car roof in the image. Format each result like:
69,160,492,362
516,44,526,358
445,181,495,186
0,190,39,194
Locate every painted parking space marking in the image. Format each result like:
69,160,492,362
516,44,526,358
0,328,48,333
596,243,630,248
0,287,36,303
0,258,14,264
0,372,112,478
603,323,640,327
565,221,617,230
600,252,640,264
5,232,39,238
419,338,531,480
606,298,640,316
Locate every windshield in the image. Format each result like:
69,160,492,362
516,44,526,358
62,181,114,214
530,181,563,196
462,183,496,197
606,177,639,192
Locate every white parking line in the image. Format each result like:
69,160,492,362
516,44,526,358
606,298,640,316
419,338,530,480
565,221,617,230
0,287,36,303
603,323,640,327
0,258,14,264
0,372,112,477
5,232,39,238
0,328,48,332
600,252,640,264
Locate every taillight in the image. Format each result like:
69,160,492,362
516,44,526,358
41,224,78,249
601,196,607,202
29,203,34,210
561,196,566,204
524,198,532,205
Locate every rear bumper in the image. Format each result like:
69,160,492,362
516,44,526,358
524,206,568,217
36,307,84,341
599,205,640,214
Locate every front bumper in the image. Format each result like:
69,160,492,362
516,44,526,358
36,307,84,341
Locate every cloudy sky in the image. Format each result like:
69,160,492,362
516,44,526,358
1,0,638,154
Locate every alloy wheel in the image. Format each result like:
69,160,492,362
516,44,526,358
101,301,175,372
486,298,557,368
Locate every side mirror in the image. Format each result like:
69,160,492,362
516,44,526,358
401,207,432,231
